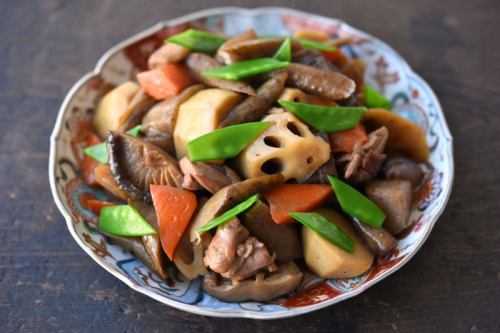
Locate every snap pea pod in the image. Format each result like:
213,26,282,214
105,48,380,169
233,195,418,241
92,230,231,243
187,122,270,162
273,37,292,62
327,175,385,228
100,205,157,236
195,194,261,234
83,125,142,164
166,29,227,52
365,85,391,110
288,212,354,253
260,35,337,52
201,58,289,80
278,100,366,133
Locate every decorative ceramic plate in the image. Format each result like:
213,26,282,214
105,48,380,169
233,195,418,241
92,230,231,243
49,7,454,319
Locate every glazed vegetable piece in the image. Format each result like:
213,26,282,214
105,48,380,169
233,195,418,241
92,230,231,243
351,216,398,257
179,157,241,194
81,133,103,187
117,89,156,132
202,58,289,80
130,199,169,279
195,194,260,234
219,38,304,61
166,29,227,52
172,197,211,280
185,53,256,95
263,184,333,224
202,261,303,303
282,63,356,100
150,185,197,260
301,208,375,278
216,29,258,64
242,200,302,262
365,179,413,235
93,81,140,139
173,88,244,159
147,42,191,69
142,84,204,155
137,64,196,100
83,125,142,164
99,230,164,280
93,165,128,200
382,154,424,189
99,205,157,236
362,108,429,162
107,132,183,204
365,85,391,110
328,175,386,228
292,48,339,72
277,87,311,103
187,122,271,162
189,174,285,242
235,112,331,183
293,30,330,42
290,212,354,253
328,123,368,153
278,100,366,133
218,71,288,128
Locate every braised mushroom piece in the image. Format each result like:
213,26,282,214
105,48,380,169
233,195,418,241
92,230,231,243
107,132,183,204
202,261,303,303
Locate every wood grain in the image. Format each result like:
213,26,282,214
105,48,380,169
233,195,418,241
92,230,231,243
0,0,499,332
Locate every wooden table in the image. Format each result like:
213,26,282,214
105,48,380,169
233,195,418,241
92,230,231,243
1,1,499,331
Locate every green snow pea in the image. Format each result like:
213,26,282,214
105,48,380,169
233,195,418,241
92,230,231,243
278,100,366,133
187,122,270,162
365,85,391,110
289,212,354,253
195,194,261,234
201,58,289,80
166,29,227,52
328,175,385,228
99,205,157,236
83,125,142,164
273,37,292,62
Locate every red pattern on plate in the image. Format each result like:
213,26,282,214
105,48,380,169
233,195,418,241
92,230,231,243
283,281,340,307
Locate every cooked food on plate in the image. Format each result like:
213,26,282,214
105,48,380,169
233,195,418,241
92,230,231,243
80,28,430,302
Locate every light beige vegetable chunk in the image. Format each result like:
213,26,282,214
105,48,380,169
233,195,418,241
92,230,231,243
277,88,311,103
93,81,140,139
362,108,429,162
173,88,244,159
301,208,375,278
235,112,330,183
365,179,413,235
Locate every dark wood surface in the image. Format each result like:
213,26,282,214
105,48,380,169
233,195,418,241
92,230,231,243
1,0,499,332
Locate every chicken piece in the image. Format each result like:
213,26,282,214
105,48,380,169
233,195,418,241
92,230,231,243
203,218,250,274
203,218,276,281
148,43,191,69
336,126,388,184
179,156,241,193
223,237,277,281
292,48,340,72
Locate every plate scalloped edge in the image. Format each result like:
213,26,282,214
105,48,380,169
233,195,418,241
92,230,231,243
49,6,454,319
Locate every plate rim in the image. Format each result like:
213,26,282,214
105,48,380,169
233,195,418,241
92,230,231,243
49,6,454,319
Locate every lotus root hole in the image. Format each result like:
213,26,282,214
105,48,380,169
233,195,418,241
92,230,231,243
286,122,304,137
263,136,286,148
307,156,314,164
260,158,284,175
